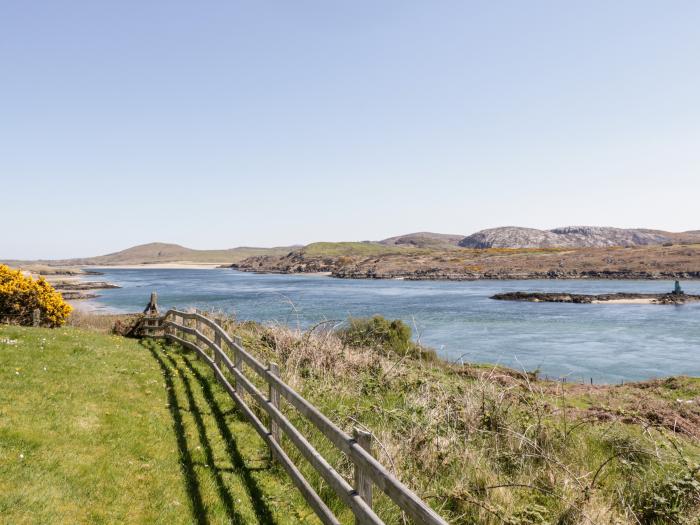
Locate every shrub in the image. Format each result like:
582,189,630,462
624,461,700,524
338,315,436,360
0,265,72,327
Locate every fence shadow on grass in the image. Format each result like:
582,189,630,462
146,339,277,525
145,342,208,525
181,353,276,525
162,351,247,525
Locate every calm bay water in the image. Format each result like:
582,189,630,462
83,268,700,383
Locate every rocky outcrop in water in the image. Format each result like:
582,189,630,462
491,291,700,304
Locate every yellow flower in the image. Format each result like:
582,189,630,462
0,265,72,327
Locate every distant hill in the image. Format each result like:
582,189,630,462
380,232,464,248
458,226,700,249
6,227,700,269
5,242,295,267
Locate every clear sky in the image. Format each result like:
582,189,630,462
2,1,699,259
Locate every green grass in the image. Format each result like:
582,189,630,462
4,320,700,524
300,242,411,257
0,326,319,524
300,243,573,259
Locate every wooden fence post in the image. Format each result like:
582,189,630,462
353,428,373,518
32,309,41,327
170,314,178,338
269,362,281,453
233,336,242,391
194,309,202,334
188,316,200,359
214,332,222,373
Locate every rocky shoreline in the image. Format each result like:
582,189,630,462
491,291,700,305
335,269,700,281
234,265,700,281
52,280,121,301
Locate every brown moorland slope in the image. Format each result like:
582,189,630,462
234,243,700,280
379,231,465,248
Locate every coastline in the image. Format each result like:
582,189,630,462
233,267,700,281
84,262,225,270
67,297,111,312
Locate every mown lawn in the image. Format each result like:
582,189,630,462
0,326,318,524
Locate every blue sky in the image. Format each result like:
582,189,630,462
2,1,699,258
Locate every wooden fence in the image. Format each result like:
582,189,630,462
0,308,42,326
140,304,449,525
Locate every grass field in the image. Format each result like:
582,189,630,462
3,320,700,524
0,326,317,524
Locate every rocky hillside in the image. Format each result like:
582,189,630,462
7,227,700,270
459,226,700,249
233,243,700,281
379,232,464,248
232,227,700,280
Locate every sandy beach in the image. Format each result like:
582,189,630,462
88,262,225,270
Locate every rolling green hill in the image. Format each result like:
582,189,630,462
3,242,296,267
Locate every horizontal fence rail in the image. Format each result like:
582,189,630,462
143,308,449,525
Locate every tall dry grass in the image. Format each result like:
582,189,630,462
73,309,700,523
211,316,700,524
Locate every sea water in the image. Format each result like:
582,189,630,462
83,268,700,382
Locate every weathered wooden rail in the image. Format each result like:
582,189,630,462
139,299,448,525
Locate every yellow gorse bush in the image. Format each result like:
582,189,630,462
0,265,72,327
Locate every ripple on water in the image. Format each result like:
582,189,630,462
84,269,700,382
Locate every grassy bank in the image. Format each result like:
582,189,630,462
0,325,317,524
220,318,700,524
2,319,700,524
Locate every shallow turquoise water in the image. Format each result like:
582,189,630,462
84,269,700,383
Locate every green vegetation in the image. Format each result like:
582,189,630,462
298,242,568,259
300,241,411,257
338,316,436,361
230,319,700,524
0,325,318,524
3,318,700,524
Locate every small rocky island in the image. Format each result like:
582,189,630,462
492,281,700,305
